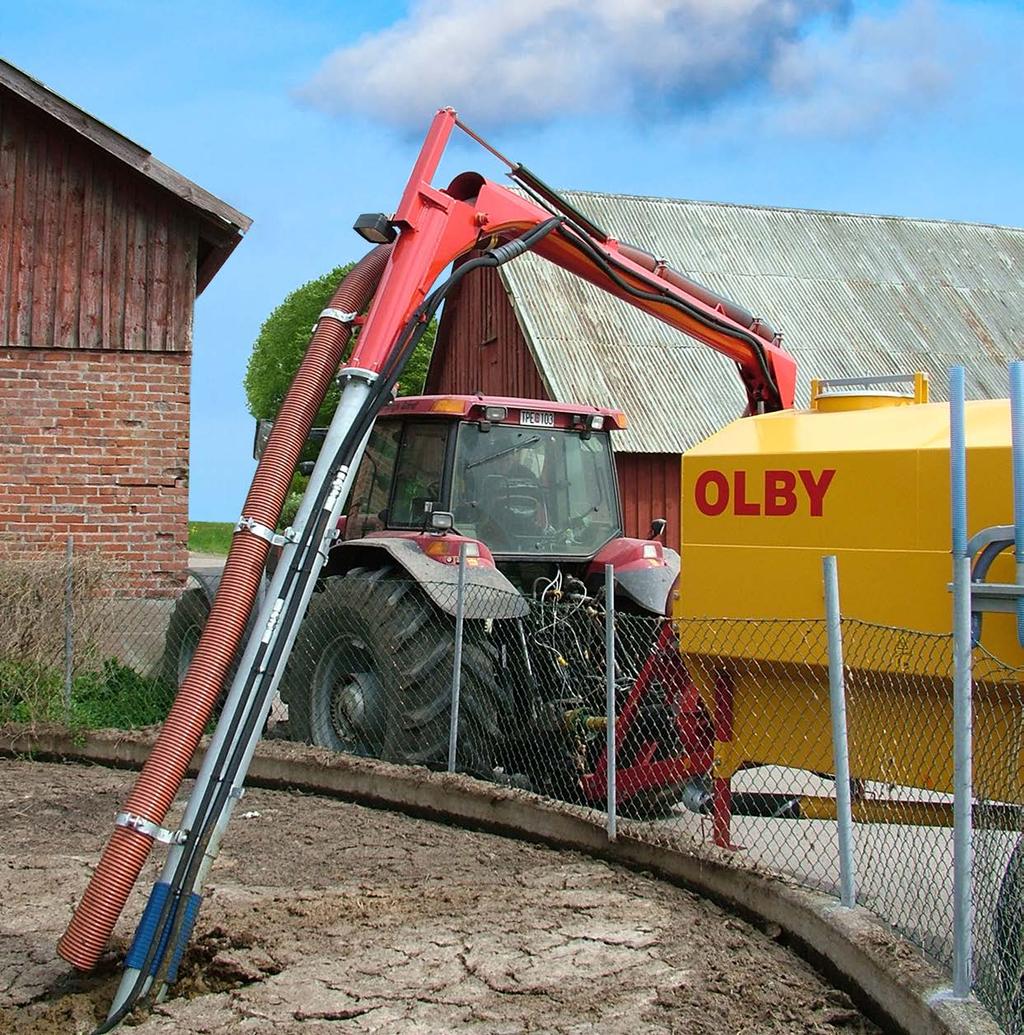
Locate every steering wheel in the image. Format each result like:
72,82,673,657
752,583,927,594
506,493,541,521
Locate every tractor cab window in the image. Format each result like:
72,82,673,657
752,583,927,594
344,421,401,539
452,422,621,556
389,421,449,528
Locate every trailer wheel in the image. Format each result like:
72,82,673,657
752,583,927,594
160,588,210,691
285,567,502,776
993,835,1024,1025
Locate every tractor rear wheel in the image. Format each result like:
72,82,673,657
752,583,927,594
284,567,502,777
159,586,239,716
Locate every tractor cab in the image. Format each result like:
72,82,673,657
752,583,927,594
342,396,629,563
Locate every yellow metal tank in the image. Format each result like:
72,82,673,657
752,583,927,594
675,380,1021,805
678,387,1017,664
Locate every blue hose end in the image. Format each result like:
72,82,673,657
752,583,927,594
124,883,171,971
165,893,203,984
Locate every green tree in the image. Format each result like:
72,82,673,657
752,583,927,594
244,262,437,425
244,263,437,528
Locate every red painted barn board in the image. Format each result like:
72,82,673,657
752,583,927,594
614,452,682,553
427,264,550,401
0,90,198,353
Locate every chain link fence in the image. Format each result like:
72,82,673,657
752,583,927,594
0,543,181,729
3,545,1023,1029
971,645,1024,1031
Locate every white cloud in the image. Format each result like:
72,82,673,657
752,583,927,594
766,0,959,136
297,0,962,139
297,0,848,129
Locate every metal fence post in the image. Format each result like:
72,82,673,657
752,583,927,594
63,534,74,715
447,543,468,773
949,364,974,999
823,554,856,908
605,564,617,841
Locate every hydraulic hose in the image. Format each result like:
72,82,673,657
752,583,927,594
553,223,782,409
58,244,392,973
93,220,564,1033
616,242,779,345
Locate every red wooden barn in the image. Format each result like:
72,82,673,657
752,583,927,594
0,60,250,594
428,191,1024,552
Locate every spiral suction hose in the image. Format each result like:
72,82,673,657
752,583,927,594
57,244,392,971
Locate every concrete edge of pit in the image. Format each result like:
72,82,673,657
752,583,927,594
0,726,1000,1035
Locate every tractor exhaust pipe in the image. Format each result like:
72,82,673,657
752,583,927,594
57,245,392,973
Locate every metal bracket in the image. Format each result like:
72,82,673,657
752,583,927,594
968,582,1024,614
312,308,360,335
115,812,188,845
815,373,918,391
319,306,359,324
966,524,1014,558
337,366,379,385
234,516,299,547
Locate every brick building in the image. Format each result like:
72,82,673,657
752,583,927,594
0,60,250,593
429,191,1024,551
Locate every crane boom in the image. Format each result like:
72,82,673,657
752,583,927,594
349,108,797,415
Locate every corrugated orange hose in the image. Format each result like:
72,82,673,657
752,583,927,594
58,244,392,971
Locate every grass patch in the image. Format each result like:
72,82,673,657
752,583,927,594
1,657,175,729
188,521,234,555
70,659,176,728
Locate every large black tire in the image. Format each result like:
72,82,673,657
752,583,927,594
160,588,210,691
160,585,241,717
282,567,502,777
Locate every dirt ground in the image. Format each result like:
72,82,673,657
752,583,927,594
0,758,880,1035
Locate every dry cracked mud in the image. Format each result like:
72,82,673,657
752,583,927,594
0,758,880,1034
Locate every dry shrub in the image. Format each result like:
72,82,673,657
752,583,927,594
0,549,106,721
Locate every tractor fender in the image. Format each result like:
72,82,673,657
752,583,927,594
613,547,681,615
325,538,530,619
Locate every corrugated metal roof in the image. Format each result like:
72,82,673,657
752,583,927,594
500,192,1024,453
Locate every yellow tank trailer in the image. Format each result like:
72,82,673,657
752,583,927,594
675,375,1022,846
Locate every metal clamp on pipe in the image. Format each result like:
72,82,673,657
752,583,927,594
114,813,188,846
337,366,380,385
312,307,360,334
319,306,359,323
233,516,298,547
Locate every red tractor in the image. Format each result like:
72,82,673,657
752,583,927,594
276,393,711,813
157,104,798,813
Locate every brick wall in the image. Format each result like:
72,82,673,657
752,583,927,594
0,347,189,595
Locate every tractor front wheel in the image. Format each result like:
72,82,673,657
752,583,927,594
284,567,502,777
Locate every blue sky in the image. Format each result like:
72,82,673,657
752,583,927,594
3,0,1022,519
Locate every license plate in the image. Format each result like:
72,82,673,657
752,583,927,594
520,410,554,427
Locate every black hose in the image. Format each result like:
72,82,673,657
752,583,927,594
552,223,782,410
94,216,563,1033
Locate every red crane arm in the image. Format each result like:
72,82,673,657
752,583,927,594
348,109,796,415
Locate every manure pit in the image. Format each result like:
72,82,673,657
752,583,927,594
0,758,879,1034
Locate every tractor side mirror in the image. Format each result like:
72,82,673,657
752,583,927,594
253,419,273,460
649,517,667,541
253,419,329,467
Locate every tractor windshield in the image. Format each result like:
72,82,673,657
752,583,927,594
451,422,621,557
